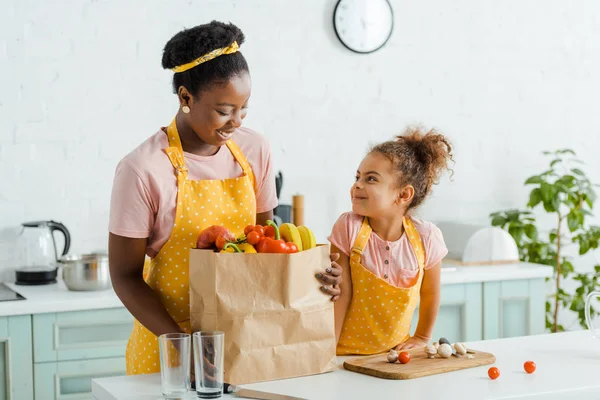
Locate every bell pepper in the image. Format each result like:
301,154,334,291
220,242,257,253
256,220,289,253
239,243,257,253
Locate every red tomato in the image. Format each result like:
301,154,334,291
524,361,536,374
253,226,265,236
398,352,411,364
246,231,261,245
488,367,500,380
265,225,276,238
244,225,255,235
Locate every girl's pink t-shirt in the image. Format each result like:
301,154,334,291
328,212,448,288
109,127,278,258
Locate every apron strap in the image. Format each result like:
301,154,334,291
350,217,372,265
162,117,256,190
403,217,426,270
225,140,257,193
349,216,426,270
164,118,189,180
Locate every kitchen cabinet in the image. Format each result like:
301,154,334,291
411,278,547,343
410,282,482,342
32,308,133,400
483,279,546,339
0,315,34,400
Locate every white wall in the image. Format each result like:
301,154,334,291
2,0,599,324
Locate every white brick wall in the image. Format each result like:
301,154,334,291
1,0,600,314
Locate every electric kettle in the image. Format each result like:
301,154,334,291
14,221,71,285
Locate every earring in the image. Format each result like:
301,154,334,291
182,105,190,114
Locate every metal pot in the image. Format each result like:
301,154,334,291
58,253,111,291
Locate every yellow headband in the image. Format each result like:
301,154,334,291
171,41,240,73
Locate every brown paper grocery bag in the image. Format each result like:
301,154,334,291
189,245,337,385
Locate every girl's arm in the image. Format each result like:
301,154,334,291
413,262,441,341
331,244,352,343
396,262,441,350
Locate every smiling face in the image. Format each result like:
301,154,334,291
351,152,414,218
178,72,251,146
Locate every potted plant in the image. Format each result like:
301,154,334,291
489,149,600,333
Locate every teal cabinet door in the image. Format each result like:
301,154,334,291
483,279,546,339
411,283,483,343
33,308,133,363
0,315,34,400
34,357,126,400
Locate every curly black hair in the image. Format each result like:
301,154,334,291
162,21,249,96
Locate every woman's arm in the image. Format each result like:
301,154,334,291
331,245,352,343
109,233,183,336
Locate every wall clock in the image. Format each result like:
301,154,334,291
333,0,394,54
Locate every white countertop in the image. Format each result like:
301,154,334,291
0,263,551,317
93,330,599,400
1,280,124,317
439,262,553,285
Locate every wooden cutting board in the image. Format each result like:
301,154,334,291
343,347,496,380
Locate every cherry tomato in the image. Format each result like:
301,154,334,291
253,226,265,236
265,225,276,238
244,225,255,235
247,231,261,245
524,361,536,374
398,351,411,364
488,367,500,380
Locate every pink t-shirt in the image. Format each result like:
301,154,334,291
328,212,448,288
109,127,278,258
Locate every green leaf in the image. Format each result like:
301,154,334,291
585,189,597,208
580,240,590,255
525,175,544,185
570,296,585,312
561,260,574,277
595,265,600,274
525,224,538,240
567,211,580,232
491,215,505,227
550,159,562,167
508,226,525,244
572,168,585,176
527,189,542,208
558,175,576,186
559,149,576,155
540,182,554,203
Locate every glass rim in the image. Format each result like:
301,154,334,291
159,332,191,340
192,330,224,337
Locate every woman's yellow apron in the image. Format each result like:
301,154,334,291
126,119,256,374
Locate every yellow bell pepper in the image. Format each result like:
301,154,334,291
220,243,257,253
238,243,257,253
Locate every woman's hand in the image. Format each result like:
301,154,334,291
315,253,343,301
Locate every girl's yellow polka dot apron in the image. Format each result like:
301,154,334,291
126,118,256,375
336,216,425,355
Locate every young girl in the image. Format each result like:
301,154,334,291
329,127,453,355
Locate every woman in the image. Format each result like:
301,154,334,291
108,21,342,375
